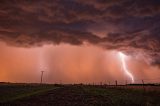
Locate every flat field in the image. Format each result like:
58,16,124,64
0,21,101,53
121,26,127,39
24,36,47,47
0,83,160,106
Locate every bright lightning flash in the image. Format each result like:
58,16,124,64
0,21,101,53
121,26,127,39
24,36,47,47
118,52,134,83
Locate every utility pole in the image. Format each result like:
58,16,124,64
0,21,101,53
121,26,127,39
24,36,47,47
142,80,145,92
40,71,44,84
115,80,118,86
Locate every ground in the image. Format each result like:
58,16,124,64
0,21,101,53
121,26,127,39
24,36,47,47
0,83,160,106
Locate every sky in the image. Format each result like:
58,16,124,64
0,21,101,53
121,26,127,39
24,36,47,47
0,0,160,84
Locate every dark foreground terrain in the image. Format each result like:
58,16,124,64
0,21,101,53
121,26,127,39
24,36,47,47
0,83,160,106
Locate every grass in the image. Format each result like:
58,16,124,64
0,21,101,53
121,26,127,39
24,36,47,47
82,86,160,106
0,83,59,103
0,84,160,105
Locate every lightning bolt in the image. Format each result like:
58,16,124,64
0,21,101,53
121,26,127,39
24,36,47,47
119,52,134,83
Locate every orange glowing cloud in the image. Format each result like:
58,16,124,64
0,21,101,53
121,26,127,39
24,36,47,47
0,41,160,84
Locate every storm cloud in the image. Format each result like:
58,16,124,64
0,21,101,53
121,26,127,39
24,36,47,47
0,0,160,65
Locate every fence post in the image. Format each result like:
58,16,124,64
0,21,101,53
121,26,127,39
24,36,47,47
115,80,118,86
126,80,128,85
100,82,102,86
142,80,145,92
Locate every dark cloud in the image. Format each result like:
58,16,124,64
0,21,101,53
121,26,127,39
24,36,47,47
0,0,160,65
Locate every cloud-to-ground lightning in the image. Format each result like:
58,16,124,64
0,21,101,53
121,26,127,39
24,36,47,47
118,52,134,83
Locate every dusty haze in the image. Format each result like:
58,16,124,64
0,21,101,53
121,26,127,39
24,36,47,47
0,41,159,84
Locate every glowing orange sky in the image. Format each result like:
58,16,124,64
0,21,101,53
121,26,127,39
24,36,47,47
0,41,160,84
